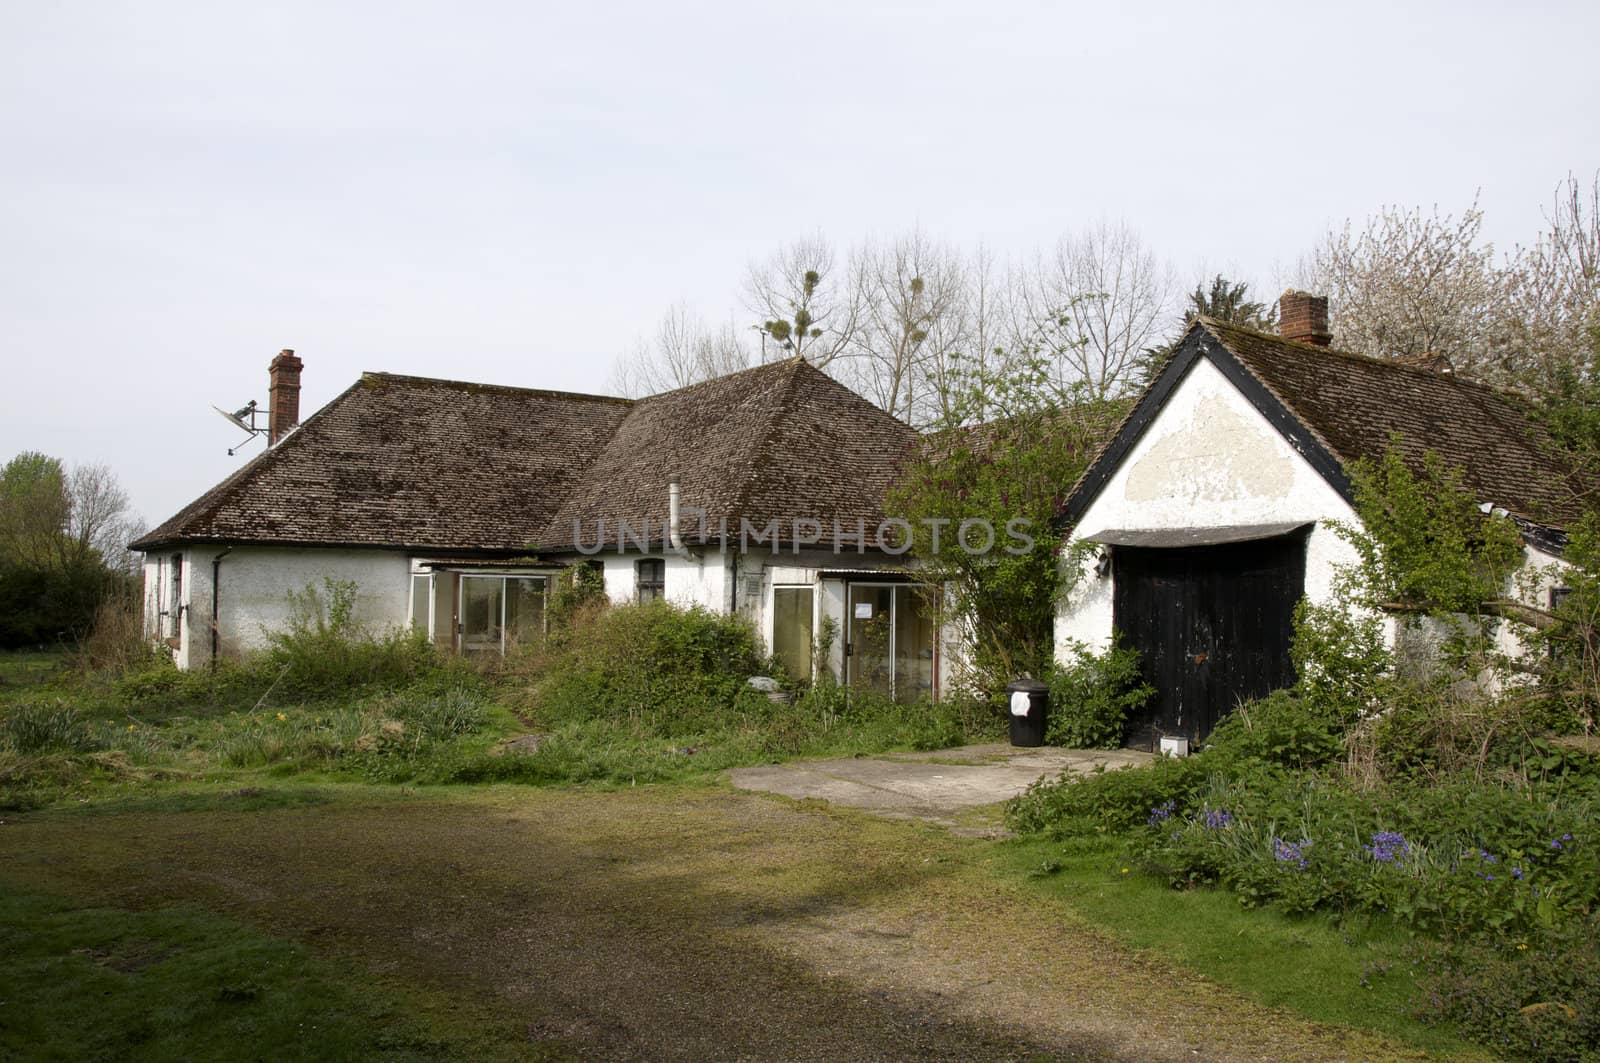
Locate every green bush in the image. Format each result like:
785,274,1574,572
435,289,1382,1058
1203,689,1345,771
1414,921,1600,1062
1044,637,1153,749
1006,753,1210,836
262,580,439,700
530,600,772,735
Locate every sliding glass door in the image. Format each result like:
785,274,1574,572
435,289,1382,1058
846,583,938,702
454,574,549,656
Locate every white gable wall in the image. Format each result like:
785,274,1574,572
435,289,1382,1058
144,546,412,669
1056,355,1365,663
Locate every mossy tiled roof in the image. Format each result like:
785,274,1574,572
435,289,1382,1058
134,359,917,554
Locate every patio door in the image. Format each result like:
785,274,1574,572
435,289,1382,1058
459,576,505,656
458,574,549,656
846,584,938,702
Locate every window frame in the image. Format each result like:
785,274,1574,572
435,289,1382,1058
636,558,666,602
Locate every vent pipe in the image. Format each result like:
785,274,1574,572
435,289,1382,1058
668,478,686,554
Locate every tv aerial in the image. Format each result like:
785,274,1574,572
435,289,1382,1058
211,399,268,456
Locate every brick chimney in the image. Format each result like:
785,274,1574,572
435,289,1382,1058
268,349,304,444
1279,291,1332,347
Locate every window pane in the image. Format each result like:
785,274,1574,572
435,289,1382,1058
432,574,457,649
460,576,504,656
893,586,938,704
637,558,665,602
847,585,894,697
505,577,547,652
772,587,814,681
410,575,430,633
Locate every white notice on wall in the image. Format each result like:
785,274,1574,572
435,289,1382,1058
854,602,873,619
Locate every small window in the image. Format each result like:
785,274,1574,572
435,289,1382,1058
636,559,666,602
168,553,184,640
1550,586,1573,662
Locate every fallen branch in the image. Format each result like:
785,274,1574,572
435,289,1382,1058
1378,598,1561,631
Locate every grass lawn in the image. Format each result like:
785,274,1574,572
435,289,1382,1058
0,780,1475,1060
989,838,1471,1057
0,646,1482,1058
0,889,551,1061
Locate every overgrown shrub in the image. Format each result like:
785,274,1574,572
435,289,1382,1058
1203,690,1345,772
1006,753,1211,837
530,600,772,735
1413,921,1600,1062
1044,637,1153,749
262,579,439,700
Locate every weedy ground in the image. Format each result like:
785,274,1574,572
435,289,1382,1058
0,780,1475,1061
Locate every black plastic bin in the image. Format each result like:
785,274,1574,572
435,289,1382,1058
1006,678,1049,747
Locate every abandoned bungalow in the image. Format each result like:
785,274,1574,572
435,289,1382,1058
1055,291,1583,751
131,353,956,700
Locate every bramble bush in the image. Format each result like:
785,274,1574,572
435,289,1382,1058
1044,637,1153,749
529,599,774,734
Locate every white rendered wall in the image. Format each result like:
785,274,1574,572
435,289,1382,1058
599,552,731,611
1055,356,1365,665
177,546,410,668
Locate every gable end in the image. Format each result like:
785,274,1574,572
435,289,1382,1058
1063,325,1353,527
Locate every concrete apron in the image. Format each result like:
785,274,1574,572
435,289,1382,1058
727,743,1153,836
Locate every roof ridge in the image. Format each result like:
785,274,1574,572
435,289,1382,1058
1195,316,1529,402
632,356,802,405
725,359,807,528
361,371,634,405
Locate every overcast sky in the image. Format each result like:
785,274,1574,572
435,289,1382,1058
2,1,1596,530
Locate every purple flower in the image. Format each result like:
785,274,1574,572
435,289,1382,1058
1364,831,1410,864
1201,807,1233,830
1512,867,1524,880
1272,837,1312,869
1147,800,1176,828
1551,838,1564,851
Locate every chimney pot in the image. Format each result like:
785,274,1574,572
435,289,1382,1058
268,348,304,444
1279,290,1332,347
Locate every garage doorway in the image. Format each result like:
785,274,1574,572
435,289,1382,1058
1112,528,1307,749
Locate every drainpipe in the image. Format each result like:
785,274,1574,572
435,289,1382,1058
668,478,687,555
210,546,233,669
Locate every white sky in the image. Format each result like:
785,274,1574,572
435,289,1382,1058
2,0,1596,530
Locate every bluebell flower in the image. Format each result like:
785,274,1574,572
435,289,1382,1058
1147,801,1176,828
1512,867,1524,880
1364,831,1410,864
1272,837,1312,869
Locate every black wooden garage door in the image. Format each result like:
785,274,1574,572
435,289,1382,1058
1112,531,1307,749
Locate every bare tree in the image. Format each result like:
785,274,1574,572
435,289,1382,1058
741,236,867,368
917,242,1032,426
63,463,135,572
609,302,752,397
844,229,970,424
1029,221,1176,399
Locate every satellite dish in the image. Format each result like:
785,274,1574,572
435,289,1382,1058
211,399,266,455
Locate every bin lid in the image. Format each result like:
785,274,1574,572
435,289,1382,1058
1005,678,1048,694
